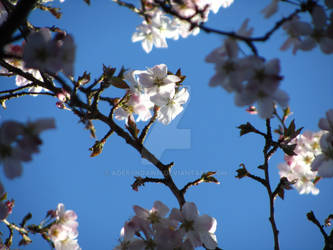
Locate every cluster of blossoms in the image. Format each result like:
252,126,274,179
278,110,333,195
132,0,234,53
278,130,324,195
0,118,55,179
115,201,217,250
206,20,289,119
48,203,81,250
311,109,333,177
264,0,333,54
115,64,189,125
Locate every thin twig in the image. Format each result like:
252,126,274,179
138,106,159,144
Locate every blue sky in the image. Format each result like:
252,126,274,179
0,0,333,249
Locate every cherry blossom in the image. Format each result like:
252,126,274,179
151,87,189,125
169,202,217,249
114,92,153,123
115,201,217,249
132,0,234,52
132,19,168,53
0,119,55,179
48,203,81,250
137,64,180,95
23,29,76,76
278,131,324,195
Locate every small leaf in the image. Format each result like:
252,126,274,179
110,77,129,89
277,188,285,200
280,143,297,156
117,66,127,78
236,164,248,179
174,68,186,84
201,171,220,184
77,71,91,86
237,122,255,136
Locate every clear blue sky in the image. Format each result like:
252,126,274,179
0,0,332,249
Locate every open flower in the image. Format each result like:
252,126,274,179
170,202,217,249
151,87,189,125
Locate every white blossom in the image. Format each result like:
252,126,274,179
151,87,189,125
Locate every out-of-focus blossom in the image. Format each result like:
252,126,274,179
0,2,7,25
281,4,333,54
23,29,76,76
311,109,333,177
280,16,312,54
261,0,279,19
0,119,55,179
318,109,333,133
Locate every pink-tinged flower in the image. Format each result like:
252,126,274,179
133,201,175,232
137,64,180,95
49,203,81,250
151,87,189,125
115,92,153,123
278,130,324,194
278,162,319,195
55,203,79,236
170,202,217,249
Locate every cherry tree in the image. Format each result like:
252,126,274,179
0,0,332,249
